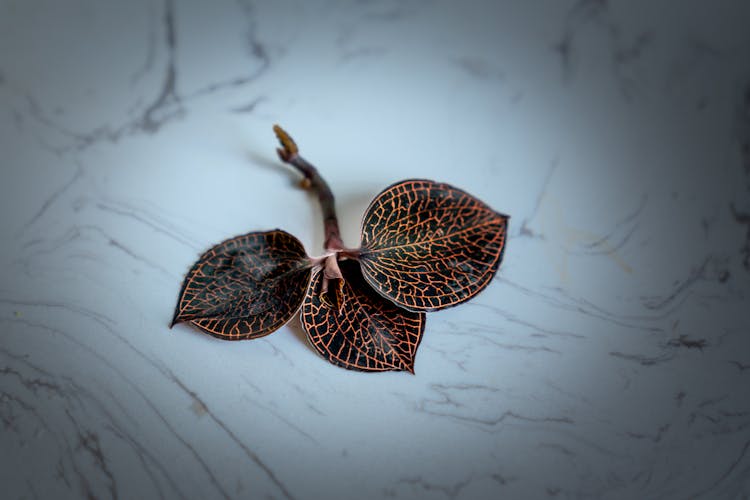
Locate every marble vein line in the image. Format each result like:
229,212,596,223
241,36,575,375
417,383,574,429
695,438,750,497
161,367,297,500
387,474,473,500
19,0,271,152
20,163,84,236
241,393,320,445
23,224,176,280
0,317,223,499
94,201,203,251
16,293,296,500
518,158,557,239
573,194,647,256
494,277,662,333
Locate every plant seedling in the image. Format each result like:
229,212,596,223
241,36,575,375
171,126,509,372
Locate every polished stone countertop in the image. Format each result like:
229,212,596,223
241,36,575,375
1,1,749,498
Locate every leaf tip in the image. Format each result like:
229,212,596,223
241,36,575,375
170,308,185,329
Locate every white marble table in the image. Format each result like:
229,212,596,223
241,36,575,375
2,1,749,498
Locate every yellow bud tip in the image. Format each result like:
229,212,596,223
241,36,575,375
273,124,298,156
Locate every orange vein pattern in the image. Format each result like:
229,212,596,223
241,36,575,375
359,179,508,312
301,260,425,372
172,230,311,340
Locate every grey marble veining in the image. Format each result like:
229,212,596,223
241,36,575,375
1,1,749,499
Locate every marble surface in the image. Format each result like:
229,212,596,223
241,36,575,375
2,1,750,498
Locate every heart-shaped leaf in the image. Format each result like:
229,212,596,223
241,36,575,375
300,259,425,372
358,179,508,312
172,230,312,340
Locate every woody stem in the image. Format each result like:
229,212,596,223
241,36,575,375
273,125,344,251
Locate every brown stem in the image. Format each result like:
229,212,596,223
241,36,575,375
273,125,344,251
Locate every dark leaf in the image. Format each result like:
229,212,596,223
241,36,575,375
359,179,508,312
300,259,425,372
172,230,312,340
